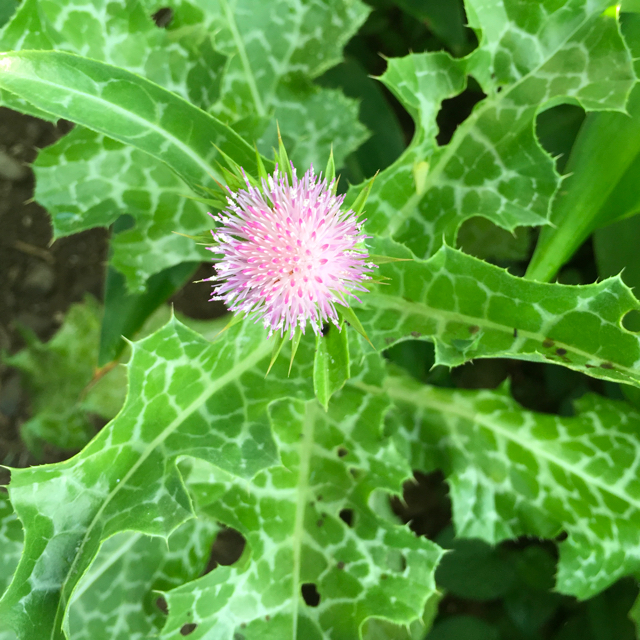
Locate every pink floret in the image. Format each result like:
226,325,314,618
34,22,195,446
207,166,373,338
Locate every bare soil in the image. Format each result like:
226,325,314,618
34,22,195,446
0,107,109,468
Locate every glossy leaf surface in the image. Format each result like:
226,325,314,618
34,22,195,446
158,386,442,639
68,512,218,640
0,318,314,640
347,0,635,261
211,0,370,168
0,50,259,195
527,14,640,282
357,239,640,389
377,372,640,599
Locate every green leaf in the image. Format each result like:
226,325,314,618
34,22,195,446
0,494,22,598
426,616,499,640
0,0,18,30
272,84,370,171
313,322,350,410
68,515,218,640
502,546,560,636
380,372,640,599
0,318,315,640
527,13,640,282
358,238,640,389
361,592,441,640
434,527,516,601
339,304,374,348
535,579,638,640
0,45,260,292
0,0,60,121
289,327,304,375
210,0,370,169
536,103,586,175
157,388,443,638
3,297,126,455
0,494,21,640
34,128,213,293
348,0,635,261
0,0,225,113
631,591,640,638
99,261,198,365
594,215,640,302
0,50,260,197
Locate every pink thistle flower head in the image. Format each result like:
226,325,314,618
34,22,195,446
208,164,374,338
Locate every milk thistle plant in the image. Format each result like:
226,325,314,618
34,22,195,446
2,1,640,640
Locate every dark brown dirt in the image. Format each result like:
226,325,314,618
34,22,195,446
0,107,109,468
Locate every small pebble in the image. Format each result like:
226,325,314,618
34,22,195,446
0,149,27,181
24,262,55,294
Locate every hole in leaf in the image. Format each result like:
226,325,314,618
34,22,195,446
337,446,348,457
555,530,568,542
180,623,197,636
322,322,331,336
391,470,452,540
436,86,486,146
301,583,321,607
339,508,355,527
537,104,586,174
152,7,174,27
386,549,407,573
202,527,246,574
156,597,168,615
622,310,640,332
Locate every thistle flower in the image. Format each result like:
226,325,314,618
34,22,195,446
207,165,374,338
